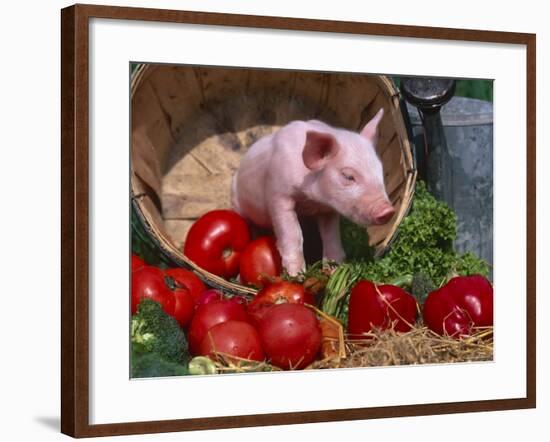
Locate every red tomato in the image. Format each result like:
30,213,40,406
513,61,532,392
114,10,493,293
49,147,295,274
164,268,206,305
183,210,251,279
258,303,322,370
239,236,282,287
195,290,249,308
196,289,224,306
187,299,250,354
250,281,313,306
131,254,145,272
131,266,175,316
171,288,195,328
247,302,274,328
423,275,493,338
199,320,265,361
248,281,314,325
347,280,418,335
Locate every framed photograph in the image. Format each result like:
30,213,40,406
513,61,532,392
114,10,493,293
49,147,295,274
61,3,536,438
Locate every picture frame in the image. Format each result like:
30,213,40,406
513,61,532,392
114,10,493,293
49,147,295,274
61,3,536,438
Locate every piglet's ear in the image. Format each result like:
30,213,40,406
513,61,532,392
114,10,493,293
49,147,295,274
303,131,339,170
360,108,384,143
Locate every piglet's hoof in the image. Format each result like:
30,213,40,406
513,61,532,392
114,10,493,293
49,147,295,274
282,257,306,277
321,260,341,276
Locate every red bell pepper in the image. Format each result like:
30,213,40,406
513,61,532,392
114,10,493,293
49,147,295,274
347,280,418,335
423,275,493,338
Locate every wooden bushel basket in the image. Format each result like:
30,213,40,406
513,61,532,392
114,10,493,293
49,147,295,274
131,64,416,295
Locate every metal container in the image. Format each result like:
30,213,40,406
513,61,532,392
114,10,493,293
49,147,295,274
406,97,493,270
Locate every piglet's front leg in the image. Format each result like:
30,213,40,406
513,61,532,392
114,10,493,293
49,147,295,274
269,197,305,276
317,212,346,264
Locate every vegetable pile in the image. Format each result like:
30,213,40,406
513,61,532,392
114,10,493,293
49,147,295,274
131,262,328,375
130,180,494,377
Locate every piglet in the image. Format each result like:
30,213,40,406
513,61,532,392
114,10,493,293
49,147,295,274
231,108,394,276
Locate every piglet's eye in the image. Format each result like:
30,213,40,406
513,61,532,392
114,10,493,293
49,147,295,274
342,171,355,182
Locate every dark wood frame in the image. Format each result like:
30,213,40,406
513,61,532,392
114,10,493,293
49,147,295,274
61,3,536,438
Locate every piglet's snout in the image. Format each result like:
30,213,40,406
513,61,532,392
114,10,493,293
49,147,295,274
371,203,395,225
355,197,395,226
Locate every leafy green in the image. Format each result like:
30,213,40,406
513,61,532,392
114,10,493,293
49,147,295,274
131,298,190,366
358,181,458,284
340,217,375,262
131,206,173,268
455,79,493,102
322,262,364,319
454,251,491,276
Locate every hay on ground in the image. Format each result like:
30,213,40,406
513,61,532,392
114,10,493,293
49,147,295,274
310,326,493,370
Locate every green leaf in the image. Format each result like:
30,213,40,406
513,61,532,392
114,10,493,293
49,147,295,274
131,205,174,268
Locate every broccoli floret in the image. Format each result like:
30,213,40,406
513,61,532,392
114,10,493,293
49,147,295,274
131,298,189,365
131,344,189,378
411,272,436,305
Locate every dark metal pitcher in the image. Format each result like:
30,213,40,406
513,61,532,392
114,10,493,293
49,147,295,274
401,78,493,272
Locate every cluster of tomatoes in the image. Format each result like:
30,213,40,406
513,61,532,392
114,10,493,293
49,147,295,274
189,281,322,369
347,274,493,338
182,209,282,286
132,256,323,370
